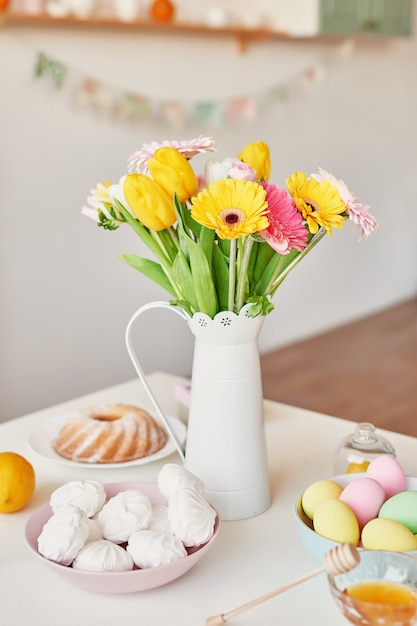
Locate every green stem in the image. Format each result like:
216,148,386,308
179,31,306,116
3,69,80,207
168,226,180,248
228,239,237,312
151,230,173,263
235,236,255,313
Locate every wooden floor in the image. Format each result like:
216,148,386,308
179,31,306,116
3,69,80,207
260,297,417,438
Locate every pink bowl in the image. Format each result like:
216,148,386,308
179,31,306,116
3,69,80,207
25,481,221,593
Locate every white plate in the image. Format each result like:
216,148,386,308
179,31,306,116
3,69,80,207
27,412,187,468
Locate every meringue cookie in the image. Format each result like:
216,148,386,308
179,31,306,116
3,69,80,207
127,530,187,568
85,518,103,544
72,539,134,572
37,504,90,565
50,480,106,517
148,504,171,534
97,490,152,543
168,487,216,547
157,464,206,500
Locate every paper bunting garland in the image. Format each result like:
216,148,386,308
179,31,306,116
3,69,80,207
193,102,224,127
74,78,115,113
35,52,67,88
117,94,152,122
227,97,258,124
32,41,354,128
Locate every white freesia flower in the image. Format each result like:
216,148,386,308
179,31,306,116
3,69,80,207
205,158,256,185
81,177,129,223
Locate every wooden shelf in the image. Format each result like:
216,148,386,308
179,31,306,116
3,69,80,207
0,11,294,53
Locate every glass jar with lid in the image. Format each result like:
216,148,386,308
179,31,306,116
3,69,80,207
334,422,396,474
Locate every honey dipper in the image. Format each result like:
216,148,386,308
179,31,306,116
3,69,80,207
205,542,360,626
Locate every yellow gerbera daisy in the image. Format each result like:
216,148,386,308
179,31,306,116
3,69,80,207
286,172,346,235
190,178,269,240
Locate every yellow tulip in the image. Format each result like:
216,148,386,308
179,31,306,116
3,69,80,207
123,174,176,231
148,147,199,202
238,141,271,181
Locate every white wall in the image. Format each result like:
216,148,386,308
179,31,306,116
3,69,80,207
1,1,417,421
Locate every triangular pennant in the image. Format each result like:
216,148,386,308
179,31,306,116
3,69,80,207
35,52,67,89
74,78,115,112
115,93,151,121
227,97,258,124
159,101,187,128
266,83,290,105
193,102,223,126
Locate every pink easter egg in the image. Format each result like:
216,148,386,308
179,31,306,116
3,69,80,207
339,477,385,528
366,455,406,499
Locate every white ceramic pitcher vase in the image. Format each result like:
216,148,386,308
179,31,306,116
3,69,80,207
125,302,271,521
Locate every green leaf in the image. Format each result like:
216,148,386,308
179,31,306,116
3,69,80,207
187,237,218,317
169,299,194,317
119,254,177,297
246,295,275,317
173,196,218,316
173,196,192,260
182,204,202,240
115,201,169,264
254,253,284,295
212,244,229,311
172,193,202,241
252,241,276,286
199,226,215,267
171,250,199,312
219,238,230,257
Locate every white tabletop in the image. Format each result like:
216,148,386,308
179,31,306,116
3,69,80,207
1,372,416,626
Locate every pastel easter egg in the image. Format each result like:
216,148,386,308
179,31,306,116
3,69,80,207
339,477,385,528
361,517,417,552
346,461,370,473
301,480,343,520
313,499,360,545
379,490,417,533
366,455,406,498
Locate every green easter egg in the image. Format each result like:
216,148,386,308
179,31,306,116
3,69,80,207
379,490,417,533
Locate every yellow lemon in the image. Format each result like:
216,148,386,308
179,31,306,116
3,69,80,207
346,461,370,473
0,452,36,513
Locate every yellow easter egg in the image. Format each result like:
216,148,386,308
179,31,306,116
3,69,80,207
313,499,360,545
301,480,343,520
361,518,417,552
346,461,370,473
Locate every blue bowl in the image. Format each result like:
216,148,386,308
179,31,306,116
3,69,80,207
293,473,417,565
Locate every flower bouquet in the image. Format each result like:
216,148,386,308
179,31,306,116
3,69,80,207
82,137,378,519
82,136,378,319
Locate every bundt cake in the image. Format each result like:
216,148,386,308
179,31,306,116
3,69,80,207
52,404,168,464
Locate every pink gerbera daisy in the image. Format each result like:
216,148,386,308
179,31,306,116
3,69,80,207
312,168,378,239
128,136,217,175
259,183,309,254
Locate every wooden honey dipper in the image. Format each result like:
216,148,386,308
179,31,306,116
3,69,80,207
205,543,360,626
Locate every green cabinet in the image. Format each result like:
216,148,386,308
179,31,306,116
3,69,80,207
320,0,413,36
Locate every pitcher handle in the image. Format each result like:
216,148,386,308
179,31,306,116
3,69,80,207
125,301,190,461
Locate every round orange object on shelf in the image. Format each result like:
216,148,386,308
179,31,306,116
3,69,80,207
150,0,175,23
0,0,10,10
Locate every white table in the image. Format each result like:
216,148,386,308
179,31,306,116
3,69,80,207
1,372,416,626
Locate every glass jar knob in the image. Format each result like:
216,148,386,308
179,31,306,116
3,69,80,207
334,422,396,474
